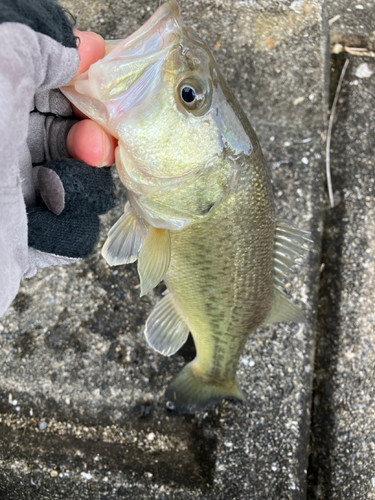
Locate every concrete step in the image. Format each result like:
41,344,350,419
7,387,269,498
307,2,375,497
0,1,329,498
308,44,375,500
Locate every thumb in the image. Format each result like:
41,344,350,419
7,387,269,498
74,29,106,76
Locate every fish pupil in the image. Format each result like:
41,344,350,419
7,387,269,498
181,86,196,103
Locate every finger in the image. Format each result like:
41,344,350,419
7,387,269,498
67,120,117,168
74,29,106,76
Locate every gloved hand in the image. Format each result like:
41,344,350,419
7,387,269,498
0,0,117,317
27,159,115,258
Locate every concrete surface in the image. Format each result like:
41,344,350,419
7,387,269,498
307,55,375,499
328,0,375,50
7,0,375,498
305,2,375,497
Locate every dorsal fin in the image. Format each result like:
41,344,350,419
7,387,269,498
262,219,311,325
273,219,311,288
262,286,306,325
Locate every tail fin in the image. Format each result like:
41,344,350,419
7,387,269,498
165,362,246,414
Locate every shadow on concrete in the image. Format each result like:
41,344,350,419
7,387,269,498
307,53,351,499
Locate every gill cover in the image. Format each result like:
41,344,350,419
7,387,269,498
61,0,253,232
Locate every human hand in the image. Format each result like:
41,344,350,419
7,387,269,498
0,0,118,318
25,27,118,260
66,30,117,168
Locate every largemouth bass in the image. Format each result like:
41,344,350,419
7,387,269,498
62,0,309,413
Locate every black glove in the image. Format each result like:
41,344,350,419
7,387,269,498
27,159,115,258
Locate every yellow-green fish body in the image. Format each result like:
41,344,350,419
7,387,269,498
62,0,309,413
163,142,275,408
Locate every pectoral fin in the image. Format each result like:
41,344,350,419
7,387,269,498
138,226,171,296
145,293,189,356
102,203,145,266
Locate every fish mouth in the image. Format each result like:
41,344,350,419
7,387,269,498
70,1,183,104
111,0,181,55
87,1,184,109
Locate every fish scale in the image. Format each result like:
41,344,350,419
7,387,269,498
165,147,276,385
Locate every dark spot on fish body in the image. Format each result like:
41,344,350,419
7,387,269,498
200,201,215,215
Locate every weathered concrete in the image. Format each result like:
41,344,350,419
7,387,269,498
328,0,375,50
0,1,329,498
307,53,375,499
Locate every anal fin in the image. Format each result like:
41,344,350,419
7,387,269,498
145,293,189,356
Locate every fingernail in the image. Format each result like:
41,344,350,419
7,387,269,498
75,30,102,45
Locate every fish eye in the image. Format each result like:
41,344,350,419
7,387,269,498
181,85,196,103
178,80,205,111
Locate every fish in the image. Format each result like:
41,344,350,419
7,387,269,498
61,0,310,414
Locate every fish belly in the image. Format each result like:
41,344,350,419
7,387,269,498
164,158,275,385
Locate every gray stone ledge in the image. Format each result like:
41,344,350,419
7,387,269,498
0,1,329,498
